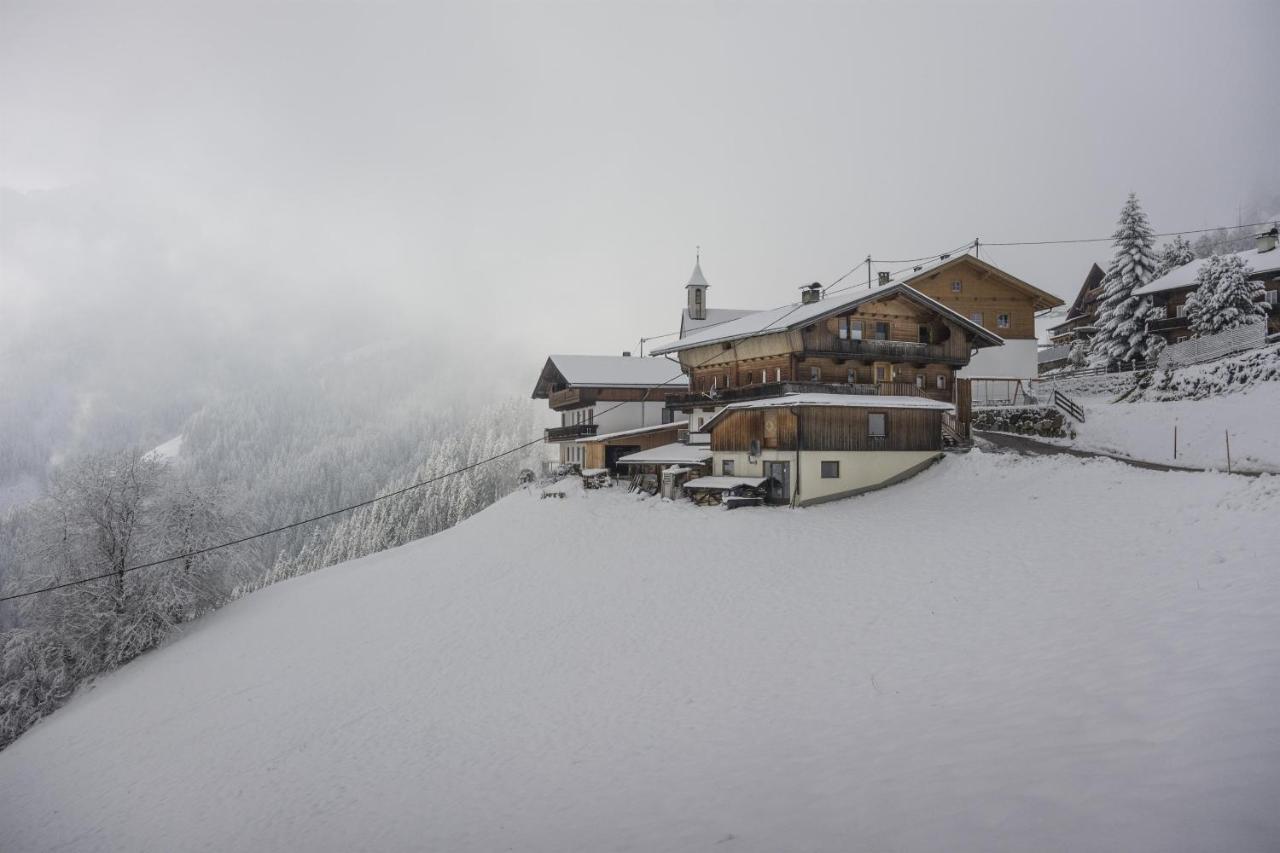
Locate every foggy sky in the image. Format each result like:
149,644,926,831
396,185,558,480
3,0,1278,384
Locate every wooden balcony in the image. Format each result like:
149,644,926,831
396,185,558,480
545,423,599,442
800,332,967,366
548,387,589,410
1148,316,1188,332
666,380,952,409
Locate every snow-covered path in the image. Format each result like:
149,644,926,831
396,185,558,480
2,451,1279,852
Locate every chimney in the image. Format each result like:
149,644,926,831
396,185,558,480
1257,225,1278,254
878,271,891,286
621,351,631,357
800,282,822,304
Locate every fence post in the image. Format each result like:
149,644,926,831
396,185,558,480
1173,423,1177,460
1225,430,1232,474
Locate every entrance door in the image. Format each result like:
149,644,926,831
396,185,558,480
763,461,790,505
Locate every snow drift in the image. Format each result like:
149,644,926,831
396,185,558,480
2,451,1279,852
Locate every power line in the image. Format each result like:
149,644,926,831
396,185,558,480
984,220,1273,248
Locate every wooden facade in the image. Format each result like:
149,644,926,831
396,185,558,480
582,424,683,471
906,255,1063,342
710,406,943,453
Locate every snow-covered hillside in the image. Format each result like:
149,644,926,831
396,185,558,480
1050,346,1280,472
2,452,1279,852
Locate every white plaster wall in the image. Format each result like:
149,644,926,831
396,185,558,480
710,449,940,505
961,339,1039,380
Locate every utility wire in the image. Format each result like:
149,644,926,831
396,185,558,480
1,283,832,603
984,220,1273,247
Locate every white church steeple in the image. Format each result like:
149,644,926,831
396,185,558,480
686,249,709,321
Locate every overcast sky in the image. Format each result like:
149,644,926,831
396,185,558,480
3,0,1278,378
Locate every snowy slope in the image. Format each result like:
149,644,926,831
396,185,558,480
2,452,1280,852
1069,381,1280,473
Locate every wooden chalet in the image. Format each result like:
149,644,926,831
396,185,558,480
531,354,688,466
696,393,953,506
1047,263,1107,346
890,254,1064,380
1133,226,1280,345
651,280,1000,443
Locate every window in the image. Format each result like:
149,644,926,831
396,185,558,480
951,280,962,293
697,417,705,428
1265,290,1279,305
936,374,947,390
850,321,863,340
970,312,984,325
808,365,821,381
915,374,924,388
821,461,840,478
873,322,890,341
918,325,930,343
775,367,782,382
761,369,767,383
661,407,673,424
868,413,887,438
838,317,849,339
722,459,735,476
997,313,1010,329
1176,336,1188,343
875,365,887,382
847,368,856,384
1176,304,1188,318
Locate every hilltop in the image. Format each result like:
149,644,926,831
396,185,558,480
2,450,1278,852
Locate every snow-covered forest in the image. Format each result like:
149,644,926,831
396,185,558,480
0,188,543,746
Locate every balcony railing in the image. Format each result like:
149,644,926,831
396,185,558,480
799,332,967,365
1148,316,1189,331
666,380,952,409
545,423,599,442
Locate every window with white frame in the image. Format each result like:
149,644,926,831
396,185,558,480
847,368,855,384
951,280,962,293
868,412,887,438
1176,303,1188,318
970,312,984,325
850,320,863,340
997,313,1010,329
839,317,849,339
915,374,924,388
775,367,782,382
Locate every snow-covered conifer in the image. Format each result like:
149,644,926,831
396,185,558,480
1187,254,1265,336
1154,235,1195,279
1090,193,1160,367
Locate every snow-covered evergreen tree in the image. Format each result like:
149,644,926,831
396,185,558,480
1154,235,1195,279
1090,193,1160,367
1186,254,1265,336
1068,338,1089,368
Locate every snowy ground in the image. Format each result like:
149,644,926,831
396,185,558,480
1065,381,1280,473
2,451,1279,852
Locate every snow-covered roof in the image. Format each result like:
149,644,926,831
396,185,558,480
682,475,770,490
579,421,688,444
652,283,1003,356
532,355,687,397
699,392,954,432
1133,247,1280,296
616,442,713,466
679,307,759,338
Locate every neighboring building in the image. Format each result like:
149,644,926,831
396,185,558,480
1046,263,1107,346
698,393,953,506
576,421,687,472
891,254,1065,380
1134,226,1280,346
531,354,688,466
651,280,1003,489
